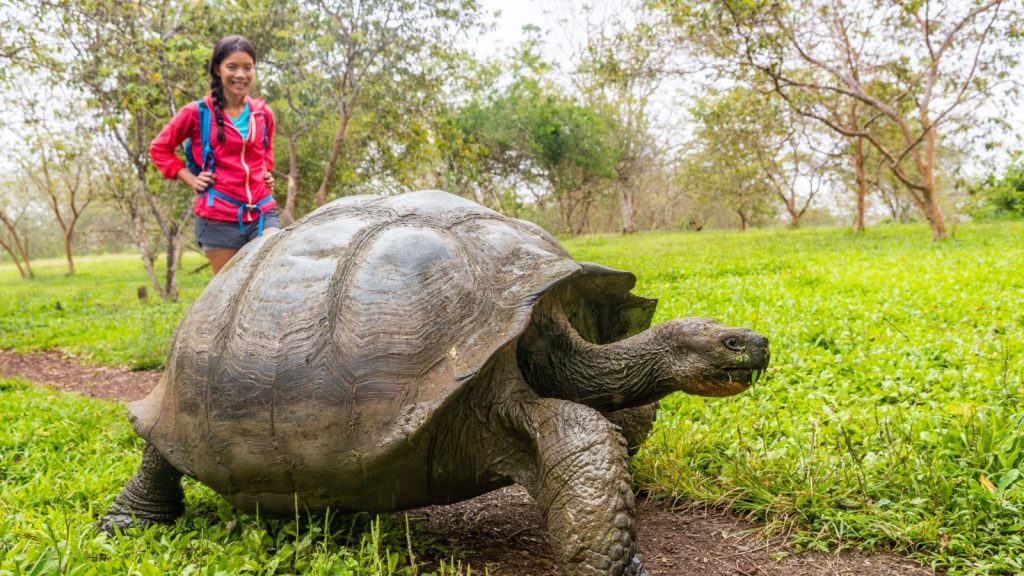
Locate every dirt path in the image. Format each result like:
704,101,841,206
0,349,933,575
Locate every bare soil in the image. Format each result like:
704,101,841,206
0,348,934,575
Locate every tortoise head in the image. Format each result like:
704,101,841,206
658,317,770,397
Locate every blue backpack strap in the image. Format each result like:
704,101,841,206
196,99,214,173
182,99,212,175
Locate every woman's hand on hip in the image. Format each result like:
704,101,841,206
176,168,216,192
191,171,216,193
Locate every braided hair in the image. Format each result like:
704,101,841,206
207,35,257,143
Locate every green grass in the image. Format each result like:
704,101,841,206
0,253,210,370
0,379,469,575
2,221,1023,574
565,222,1024,574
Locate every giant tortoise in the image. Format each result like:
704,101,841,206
100,190,769,576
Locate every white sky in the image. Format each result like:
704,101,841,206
475,1,542,52
471,0,580,72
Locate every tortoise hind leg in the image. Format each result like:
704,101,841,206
505,398,651,576
97,442,184,533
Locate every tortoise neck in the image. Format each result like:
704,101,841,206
517,309,674,411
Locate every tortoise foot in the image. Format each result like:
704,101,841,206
98,442,184,534
96,509,176,534
97,496,183,534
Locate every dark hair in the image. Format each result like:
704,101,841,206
208,35,257,143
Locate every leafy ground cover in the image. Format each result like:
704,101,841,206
0,378,464,575
1,221,1023,574
0,253,210,370
566,222,1024,574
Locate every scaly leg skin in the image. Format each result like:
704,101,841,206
97,442,184,534
512,398,651,576
604,403,658,457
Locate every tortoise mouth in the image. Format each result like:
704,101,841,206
729,367,762,385
699,366,765,397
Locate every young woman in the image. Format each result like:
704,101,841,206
150,35,278,274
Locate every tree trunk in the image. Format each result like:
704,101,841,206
281,135,300,226
0,241,28,278
848,138,866,233
315,104,353,206
63,232,75,274
782,195,801,227
921,122,947,241
926,200,947,240
617,183,636,234
163,224,183,302
135,220,163,299
923,181,948,241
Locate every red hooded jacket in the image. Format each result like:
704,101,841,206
150,95,277,222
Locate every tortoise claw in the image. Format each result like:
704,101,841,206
96,509,175,535
96,495,181,535
624,555,651,576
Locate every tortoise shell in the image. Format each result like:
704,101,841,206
130,190,655,510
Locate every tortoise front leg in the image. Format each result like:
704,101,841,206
604,402,658,457
97,442,184,533
506,398,651,576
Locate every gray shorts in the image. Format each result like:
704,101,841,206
195,209,280,251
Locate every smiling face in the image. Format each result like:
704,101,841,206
217,50,255,102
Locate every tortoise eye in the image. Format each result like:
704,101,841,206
723,337,743,352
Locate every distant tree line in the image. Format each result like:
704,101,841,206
0,0,1021,296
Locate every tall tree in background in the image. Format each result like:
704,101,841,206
19,126,94,275
709,87,826,227
45,0,215,299
664,0,1022,240
308,0,483,206
573,2,673,233
679,91,777,230
443,66,621,234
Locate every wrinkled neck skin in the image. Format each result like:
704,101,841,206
517,303,689,412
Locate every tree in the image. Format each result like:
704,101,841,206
573,1,675,233
18,118,95,274
43,0,219,300
966,155,1024,219
442,68,621,233
306,0,483,206
710,87,827,227
0,184,35,279
664,0,1022,240
24,148,93,275
679,91,778,230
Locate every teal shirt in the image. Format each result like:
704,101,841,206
229,101,250,141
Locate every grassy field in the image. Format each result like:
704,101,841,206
2,222,1023,574
0,253,211,370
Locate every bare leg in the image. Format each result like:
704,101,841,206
204,247,239,275
507,398,650,576
97,442,184,533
